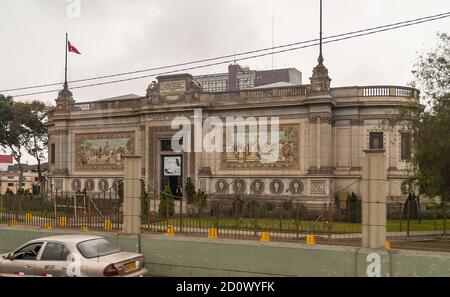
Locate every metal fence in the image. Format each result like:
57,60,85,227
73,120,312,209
142,198,363,245
386,201,448,239
1,190,448,248
0,191,122,231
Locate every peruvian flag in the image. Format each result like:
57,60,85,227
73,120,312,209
68,40,81,55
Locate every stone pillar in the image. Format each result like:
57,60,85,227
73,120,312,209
123,155,142,234
361,150,387,248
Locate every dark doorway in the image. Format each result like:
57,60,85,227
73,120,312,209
160,155,183,200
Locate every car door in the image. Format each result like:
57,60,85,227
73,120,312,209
35,242,72,277
1,242,43,276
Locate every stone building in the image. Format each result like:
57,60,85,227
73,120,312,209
46,55,417,205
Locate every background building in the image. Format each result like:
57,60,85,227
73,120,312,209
194,64,302,92
0,170,39,194
0,155,13,172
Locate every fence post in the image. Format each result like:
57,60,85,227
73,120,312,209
122,155,142,234
433,203,437,231
398,202,403,232
296,201,300,240
361,150,387,249
215,202,220,234
180,192,183,234
406,200,410,237
444,198,447,236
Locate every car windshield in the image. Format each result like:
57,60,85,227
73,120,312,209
77,238,121,258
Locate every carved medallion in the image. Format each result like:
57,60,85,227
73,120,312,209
233,179,246,194
289,179,304,195
215,179,229,194
270,179,284,194
84,179,95,191
98,178,109,192
71,179,81,192
250,179,265,195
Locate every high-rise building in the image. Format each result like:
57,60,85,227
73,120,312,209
194,64,302,92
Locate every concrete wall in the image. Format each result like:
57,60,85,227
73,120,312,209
0,227,448,277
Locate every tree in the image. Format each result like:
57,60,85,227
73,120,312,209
22,100,50,188
159,185,175,217
0,96,50,193
194,190,207,214
406,33,450,204
0,95,29,190
185,177,195,204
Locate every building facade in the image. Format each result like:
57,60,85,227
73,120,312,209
0,155,13,172
0,170,39,194
194,64,302,92
46,58,417,205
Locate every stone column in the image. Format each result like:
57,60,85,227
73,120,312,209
123,155,142,234
361,150,387,248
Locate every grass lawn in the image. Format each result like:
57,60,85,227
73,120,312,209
146,217,450,234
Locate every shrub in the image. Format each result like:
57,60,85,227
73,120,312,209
194,190,207,214
141,180,149,220
159,185,175,218
185,177,195,205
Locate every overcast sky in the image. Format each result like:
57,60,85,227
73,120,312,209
0,0,449,164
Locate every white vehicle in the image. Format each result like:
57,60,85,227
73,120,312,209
0,235,147,277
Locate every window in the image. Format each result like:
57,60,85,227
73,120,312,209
401,133,412,161
50,143,55,164
161,138,184,151
13,242,43,260
369,132,384,149
7,183,14,186
7,176,14,179
77,238,121,259
40,243,70,261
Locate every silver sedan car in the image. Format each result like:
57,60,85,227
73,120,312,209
0,235,148,277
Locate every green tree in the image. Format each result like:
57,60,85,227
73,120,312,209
0,95,29,190
404,33,450,204
22,100,50,188
159,185,175,217
185,177,195,204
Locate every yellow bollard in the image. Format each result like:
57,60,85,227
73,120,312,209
208,228,218,239
59,216,67,227
104,219,112,231
25,213,33,223
9,220,17,227
43,223,52,229
385,241,391,250
260,231,271,242
306,234,317,245
80,226,89,232
165,225,175,236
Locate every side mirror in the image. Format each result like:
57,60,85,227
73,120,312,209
3,253,13,260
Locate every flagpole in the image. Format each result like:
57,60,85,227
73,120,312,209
318,0,324,64
64,32,68,88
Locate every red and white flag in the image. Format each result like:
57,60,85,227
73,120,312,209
68,41,81,55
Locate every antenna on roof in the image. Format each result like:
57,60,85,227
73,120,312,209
318,0,324,64
271,15,275,70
